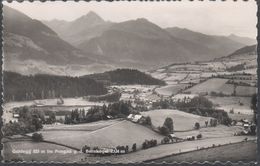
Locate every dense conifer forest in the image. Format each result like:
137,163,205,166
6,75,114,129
4,72,107,101
4,69,165,102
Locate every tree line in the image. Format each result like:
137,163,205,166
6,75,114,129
4,69,164,102
86,69,166,85
152,96,232,126
4,71,107,102
64,101,135,124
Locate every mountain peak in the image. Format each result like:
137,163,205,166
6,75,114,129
229,33,237,37
136,18,149,22
86,11,100,18
75,11,104,24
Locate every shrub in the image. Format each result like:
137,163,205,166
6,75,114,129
161,137,170,144
250,125,256,135
158,126,170,136
32,133,43,142
197,134,202,139
132,143,137,152
142,139,157,149
194,122,200,130
142,116,152,126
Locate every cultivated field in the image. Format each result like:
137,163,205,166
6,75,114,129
164,73,188,82
174,125,244,139
184,78,230,94
34,120,163,150
151,140,256,162
185,78,256,96
236,86,256,96
206,96,253,114
77,136,255,163
42,119,119,131
155,84,188,97
141,109,211,131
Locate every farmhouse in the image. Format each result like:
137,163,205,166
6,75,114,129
13,113,19,118
168,134,182,142
127,114,145,123
106,115,113,119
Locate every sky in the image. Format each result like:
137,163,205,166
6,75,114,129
4,0,257,38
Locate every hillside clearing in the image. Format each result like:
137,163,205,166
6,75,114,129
42,119,120,131
36,120,163,149
151,140,256,162
155,84,188,97
78,136,256,163
140,109,211,131
206,96,253,114
184,78,230,94
185,78,256,96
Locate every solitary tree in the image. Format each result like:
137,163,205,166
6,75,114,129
145,116,152,126
205,121,208,127
163,117,174,133
32,133,43,142
132,143,137,152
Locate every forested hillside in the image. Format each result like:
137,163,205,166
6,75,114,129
87,69,166,85
4,69,164,102
4,72,107,102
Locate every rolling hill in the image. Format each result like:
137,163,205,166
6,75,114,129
226,44,257,58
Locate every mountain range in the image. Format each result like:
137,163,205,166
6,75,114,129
4,6,256,76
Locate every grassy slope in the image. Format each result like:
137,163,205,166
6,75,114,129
185,78,256,96
151,140,256,162
39,120,163,149
141,109,211,131
155,84,188,96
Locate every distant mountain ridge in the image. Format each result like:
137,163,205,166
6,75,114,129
5,6,255,76
227,34,256,46
44,12,251,70
165,27,250,58
3,6,116,76
4,6,92,65
43,11,113,46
